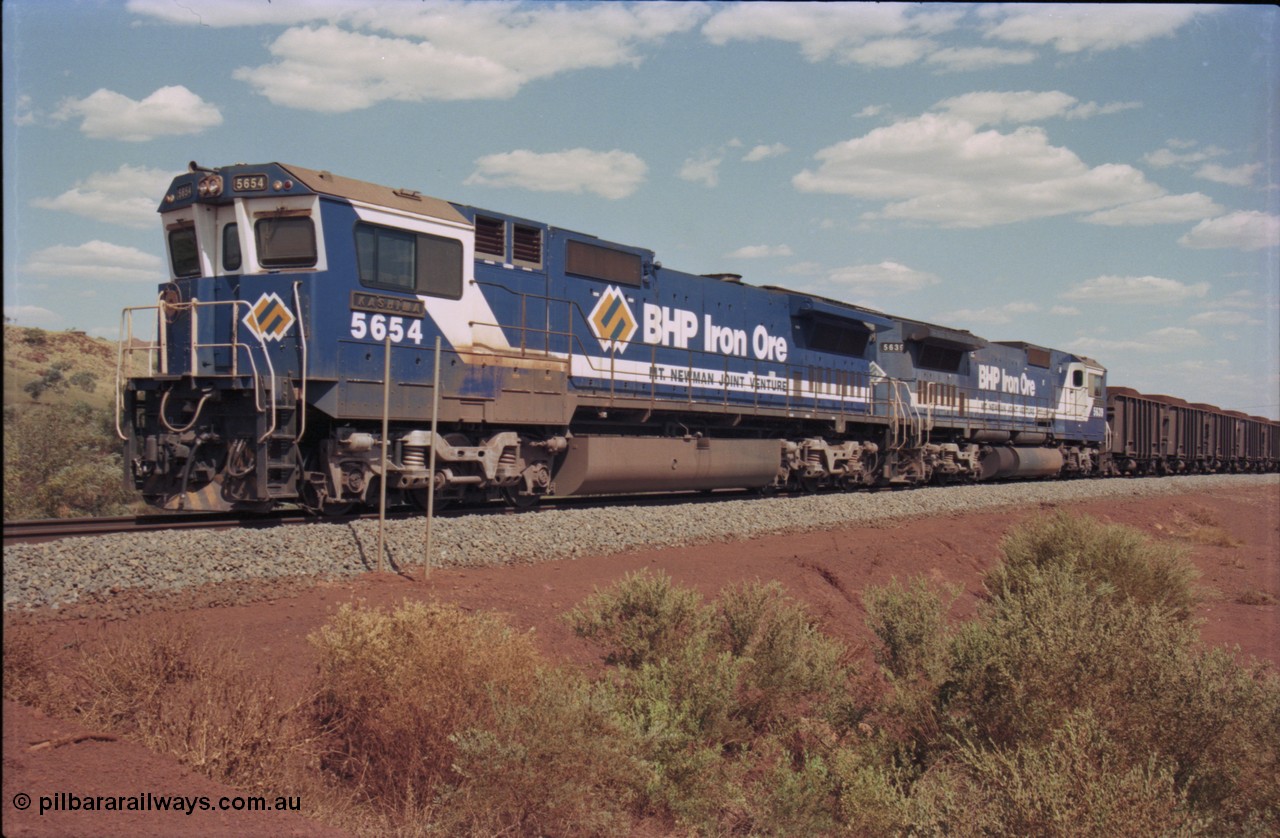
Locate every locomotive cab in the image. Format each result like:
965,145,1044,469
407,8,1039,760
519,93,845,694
119,164,332,510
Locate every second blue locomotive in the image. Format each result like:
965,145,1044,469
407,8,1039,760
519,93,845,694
118,161,1115,512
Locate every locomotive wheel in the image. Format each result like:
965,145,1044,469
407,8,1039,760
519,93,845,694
794,473,822,494
409,488,452,514
501,485,541,510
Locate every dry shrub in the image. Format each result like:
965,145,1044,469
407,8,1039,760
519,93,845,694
915,711,1195,838
740,739,838,837
439,669,641,837
309,600,541,814
863,576,955,682
1157,507,1244,548
861,577,958,770
74,620,205,729
831,749,914,837
147,654,304,787
2,621,57,708
948,565,1197,749
72,620,301,787
993,511,1199,620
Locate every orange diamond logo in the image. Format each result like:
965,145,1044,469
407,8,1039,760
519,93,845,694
243,292,295,342
588,285,637,354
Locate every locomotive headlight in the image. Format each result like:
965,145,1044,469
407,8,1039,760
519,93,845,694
197,175,223,198
272,179,294,191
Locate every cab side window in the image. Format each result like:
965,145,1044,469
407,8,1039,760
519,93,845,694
256,217,317,268
356,222,462,299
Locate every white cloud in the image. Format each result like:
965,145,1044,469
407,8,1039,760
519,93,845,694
127,0,356,27
1194,162,1262,187
1082,193,1222,226
818,261,941,295
21,241,165,282
465,148,647,200
702,2,962,65
1050,305,1081,316
14,94,36,126
1068,326,1208,354
1143,143,1226,168
936,90,1075,124
225,2,706,111
856,105,885,118
1188,310,1263,327
1210,289,1275,311
793,113,1163,228
926,46,1037,72
51,86,222,141
31,164,174,229
934,91,1137,126
742,143,789,162
844,38,934,68
1179,211,1280,252
936,301,1040,325
1060,275,1210,305
1063,100,1141,120
982,5,1211,54
679,154,724,188
725,244,793,259
4,305,62,326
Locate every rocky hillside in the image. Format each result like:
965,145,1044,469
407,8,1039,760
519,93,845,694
3,325,120,414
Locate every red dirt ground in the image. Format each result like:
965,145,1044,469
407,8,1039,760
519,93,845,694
4,483,1277,837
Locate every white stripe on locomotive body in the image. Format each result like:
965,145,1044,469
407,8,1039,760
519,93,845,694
564,353,873,405
347,202,512,353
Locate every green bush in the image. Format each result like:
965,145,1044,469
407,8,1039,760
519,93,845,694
947,563,1197,749
717,580,852,735
440,670,642,837
3,402,136,518
566,568,709,668
568,571,856,834
859,514,1280,836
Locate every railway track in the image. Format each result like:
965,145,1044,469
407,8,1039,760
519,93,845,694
1,510,349,546
2,488,769,546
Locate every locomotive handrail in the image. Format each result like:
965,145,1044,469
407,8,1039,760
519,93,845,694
293,281,308,443
115,298,280,443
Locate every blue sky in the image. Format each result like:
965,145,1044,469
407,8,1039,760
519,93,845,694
4,1,1278,418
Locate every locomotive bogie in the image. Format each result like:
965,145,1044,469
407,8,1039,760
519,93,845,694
116,162,1278,513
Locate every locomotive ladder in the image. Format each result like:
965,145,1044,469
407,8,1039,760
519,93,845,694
255,284,308,500
256,376,301,499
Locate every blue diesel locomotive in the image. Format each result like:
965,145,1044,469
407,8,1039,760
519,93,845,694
118,161,1111,512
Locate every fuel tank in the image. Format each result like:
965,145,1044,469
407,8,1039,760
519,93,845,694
552,436,782,496
979,446,1064,481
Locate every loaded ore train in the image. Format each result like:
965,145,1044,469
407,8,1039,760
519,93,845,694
116,162,1279,513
